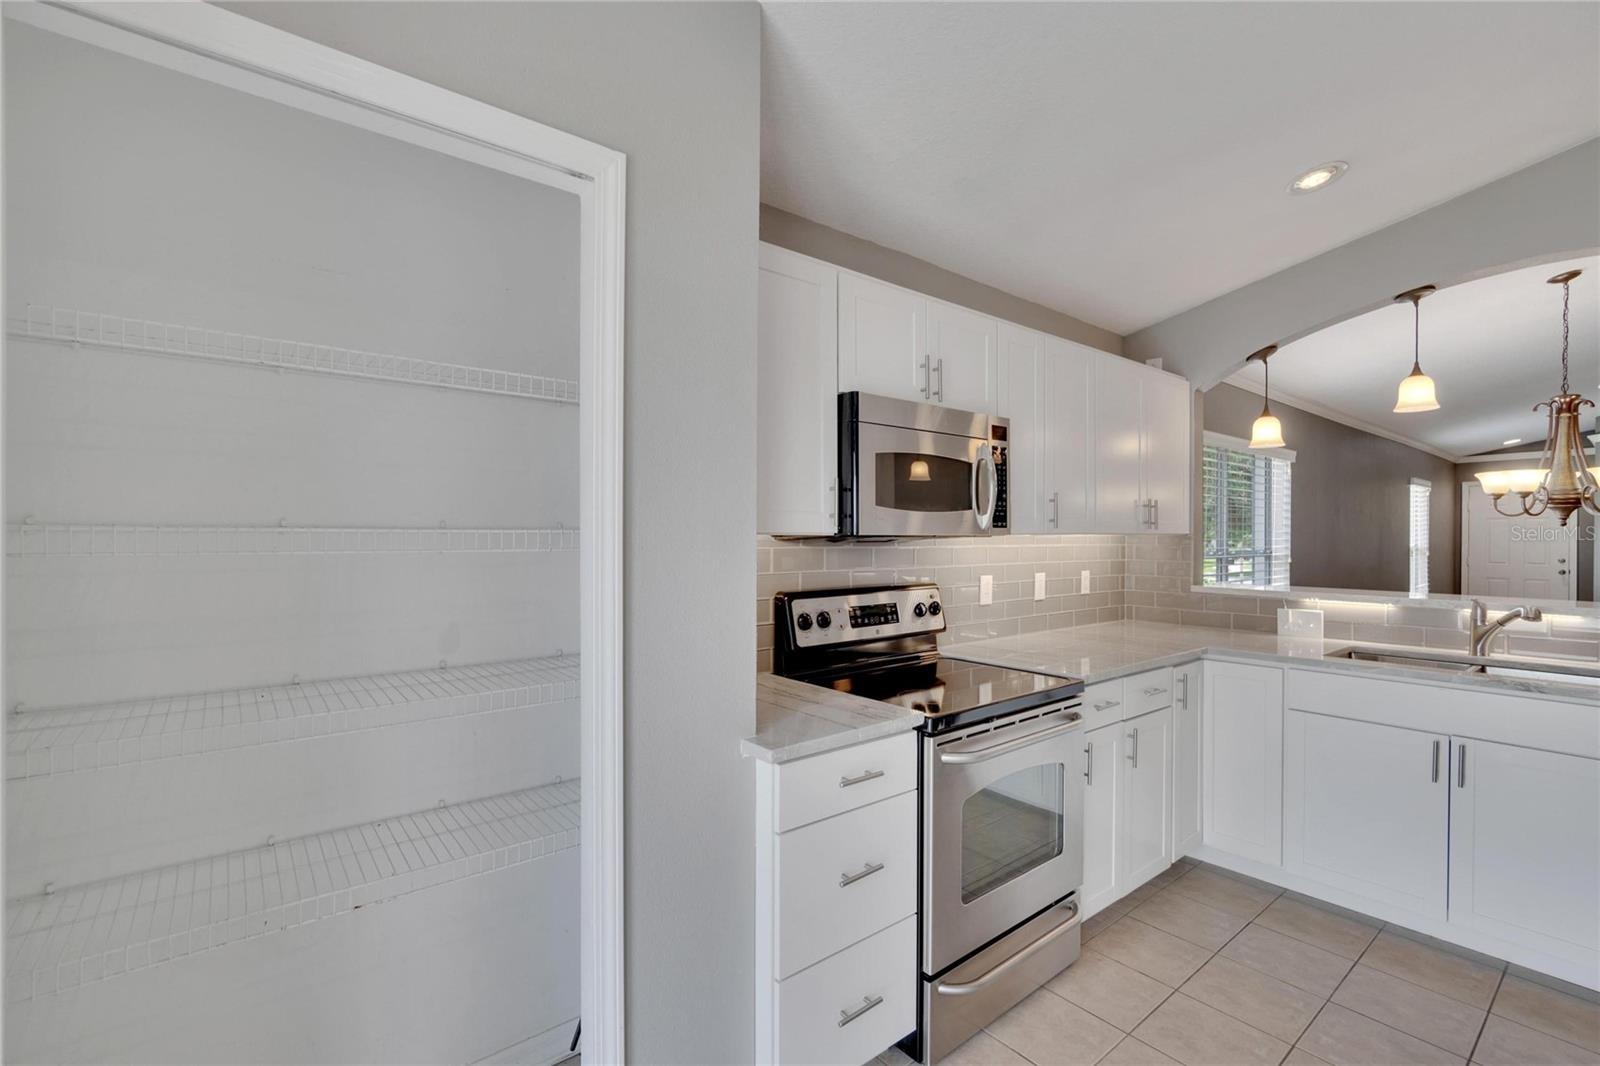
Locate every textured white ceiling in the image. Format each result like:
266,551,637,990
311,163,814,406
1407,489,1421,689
760,2,1600,335
1227,257,1600,459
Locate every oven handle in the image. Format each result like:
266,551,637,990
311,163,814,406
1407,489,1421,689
934,900,1080,997
972,448,997,531
937,716,1081,765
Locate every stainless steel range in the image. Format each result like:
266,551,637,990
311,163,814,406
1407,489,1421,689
773,583,1086,1063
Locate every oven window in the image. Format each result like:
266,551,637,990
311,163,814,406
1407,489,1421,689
875,452,970,512
961,765,1064,903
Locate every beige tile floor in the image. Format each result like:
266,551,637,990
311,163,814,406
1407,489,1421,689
875,860,1600,1066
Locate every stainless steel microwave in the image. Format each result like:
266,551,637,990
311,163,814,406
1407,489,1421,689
838,392,1009,537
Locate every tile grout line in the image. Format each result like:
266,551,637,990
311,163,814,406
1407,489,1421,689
1467,967,1507,1064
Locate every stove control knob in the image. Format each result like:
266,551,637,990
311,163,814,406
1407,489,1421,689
913,602,927,618
796,612,813,632
816,611,832,629
927,600,942,617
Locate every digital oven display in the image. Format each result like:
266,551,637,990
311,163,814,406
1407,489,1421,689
849,603,900,629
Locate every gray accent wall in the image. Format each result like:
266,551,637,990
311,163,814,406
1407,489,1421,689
760,204,1124,355
1204,384,1461,595
223,3,761,1062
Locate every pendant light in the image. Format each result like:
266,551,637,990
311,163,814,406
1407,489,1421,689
1474,269,1598,526
1247,345,1286,449
1393,285,1440,413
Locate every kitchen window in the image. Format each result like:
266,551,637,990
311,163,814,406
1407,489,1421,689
1409,478,1431,595
1202,433,1293,588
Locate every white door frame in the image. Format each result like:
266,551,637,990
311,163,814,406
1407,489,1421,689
4,3,627,1060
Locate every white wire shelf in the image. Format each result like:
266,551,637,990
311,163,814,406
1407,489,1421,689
5,780,580,1003
6,522,578,557
7,305,579,404
7,655,579,781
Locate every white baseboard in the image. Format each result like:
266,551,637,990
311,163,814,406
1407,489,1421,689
473,1018,580,1065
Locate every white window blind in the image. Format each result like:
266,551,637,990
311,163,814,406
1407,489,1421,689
1202,435,1292,589
1409,478,1431,595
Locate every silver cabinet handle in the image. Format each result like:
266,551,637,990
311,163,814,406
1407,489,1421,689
1457,743,1467,788
1126,727,1140,767
1178,673,1189,710
1092,699,1121,713
933,358,945,402
1049,491,1061,528
1431,740,1441,783
838,994,884,1028
839,769,885,788
936,901,1079,997
1151,498,1159,529
1084,741,1094,785
1142,686,1167,697
920,355,931,398
839,861,885,888
940,716,1082,764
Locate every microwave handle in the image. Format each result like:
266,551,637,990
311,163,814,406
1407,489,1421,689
972,448,998,531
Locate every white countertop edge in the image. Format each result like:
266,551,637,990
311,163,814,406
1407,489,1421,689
739,713,918,764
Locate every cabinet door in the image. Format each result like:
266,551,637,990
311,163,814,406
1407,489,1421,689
1090,354,1145,533
1140,368,1192,534
1080,722,1122,917
997,323,1044,533
1284,711,1448,917
838,272,926,403
1043,337,1092,533
1449,739,1600,963
1172,661,1203,857
926,298,998,413
1120,707,1173,889
1202,662,1284,866
757,245,839,536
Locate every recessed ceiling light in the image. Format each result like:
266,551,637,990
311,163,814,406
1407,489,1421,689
1503,438,1522,446
1288,161,1348,195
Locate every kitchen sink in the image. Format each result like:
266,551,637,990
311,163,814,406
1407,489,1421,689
1326,646,1600,686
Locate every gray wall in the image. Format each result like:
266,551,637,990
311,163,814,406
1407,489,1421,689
1129,139,1600,388
1205,384,1460,595
761,204,1124,356
223,3,761,1062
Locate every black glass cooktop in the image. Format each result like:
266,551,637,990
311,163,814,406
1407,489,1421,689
809,656,1081,725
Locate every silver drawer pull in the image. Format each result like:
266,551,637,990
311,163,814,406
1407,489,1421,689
839,769,885,788
1092,699,1121,712
838,994,884,1028
1142,686,1167,697
839,861,885,888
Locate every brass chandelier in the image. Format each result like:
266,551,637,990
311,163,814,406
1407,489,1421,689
1474,269,1598,525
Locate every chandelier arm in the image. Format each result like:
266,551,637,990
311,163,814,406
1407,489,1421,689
1490,494,1532,518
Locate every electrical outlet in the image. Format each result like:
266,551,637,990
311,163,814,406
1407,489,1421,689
1034,572,1047,601
1080,568,1092,594
980,574,994,606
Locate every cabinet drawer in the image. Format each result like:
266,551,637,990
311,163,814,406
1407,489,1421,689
776,790,917,979
776,915,916,1066
1082,679,1126,731
775,732,916,832
1124,667,1174,718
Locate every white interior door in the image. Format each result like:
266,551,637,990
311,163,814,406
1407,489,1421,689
1461,483,1575,599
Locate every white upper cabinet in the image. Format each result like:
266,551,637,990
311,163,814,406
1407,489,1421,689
1284,710,1449,917
1091,356,1146,533
1042,337,1094,533
1448,739,1599,964
997,323,1045,533
757,245,839,536
925,297,999,413
1140,368,1192,534
837,271,928,404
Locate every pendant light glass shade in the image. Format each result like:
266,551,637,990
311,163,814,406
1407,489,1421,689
1245,344,1285,450
1393,285,1440,413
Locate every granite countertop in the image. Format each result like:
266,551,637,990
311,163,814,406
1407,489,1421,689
948,620,1600,703
742,673,921,764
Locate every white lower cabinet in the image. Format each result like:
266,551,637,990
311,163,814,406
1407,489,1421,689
1172,661,1203,856
1284,710,1449,917
1080,721,1122,917
1448,739,1600,964
1202,662,1284,866
775,916,917,1066
1120,706,1173,888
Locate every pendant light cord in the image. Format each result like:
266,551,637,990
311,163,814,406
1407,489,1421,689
1560,277,1571,394
1411,298,1422,374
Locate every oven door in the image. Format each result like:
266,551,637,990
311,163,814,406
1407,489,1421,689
853,422,998,537
923,704,1084,975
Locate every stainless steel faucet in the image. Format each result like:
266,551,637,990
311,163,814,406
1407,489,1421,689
1469,599,1543,657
